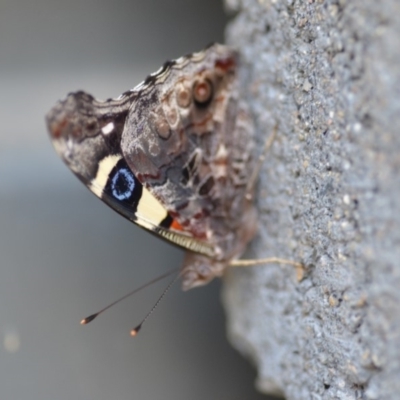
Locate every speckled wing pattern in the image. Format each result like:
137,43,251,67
46,44,257,290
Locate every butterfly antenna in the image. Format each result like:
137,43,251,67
130,271,181,337
80,267,179,325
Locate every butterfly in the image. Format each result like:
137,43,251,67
46,43,301,292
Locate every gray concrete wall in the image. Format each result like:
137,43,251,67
222,1,400,399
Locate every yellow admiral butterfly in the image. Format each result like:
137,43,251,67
46,44,301,294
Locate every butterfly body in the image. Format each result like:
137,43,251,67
46,44,257,290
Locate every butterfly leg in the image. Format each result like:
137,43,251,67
239,125,304,281
229,258,305,281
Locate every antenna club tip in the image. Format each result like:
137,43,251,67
130,325,141,337
81,314,97,325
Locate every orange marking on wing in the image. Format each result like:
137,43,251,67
171,219,184,231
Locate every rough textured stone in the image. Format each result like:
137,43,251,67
221,1,400,399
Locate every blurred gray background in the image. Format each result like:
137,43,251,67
0,0,271,399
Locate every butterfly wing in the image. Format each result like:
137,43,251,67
46,44,257,289
121,44,257,262
46,91,215,258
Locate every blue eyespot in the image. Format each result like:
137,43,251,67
103,158,142,214
111,168,135,200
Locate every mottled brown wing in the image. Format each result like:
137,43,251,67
121,44,257,263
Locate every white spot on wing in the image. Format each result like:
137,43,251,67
102,122,115,135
